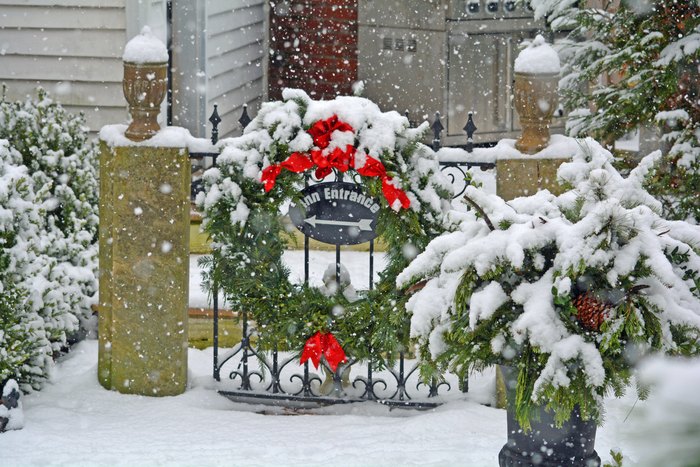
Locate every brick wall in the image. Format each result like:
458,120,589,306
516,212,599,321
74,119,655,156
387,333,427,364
269,0,358,100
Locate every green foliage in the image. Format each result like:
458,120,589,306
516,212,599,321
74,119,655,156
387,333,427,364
199,93,452,368
0,86,99,238
403,139,700,431
0,87,99,390
0,277,50,390
533,0,700,222
603,449,625,467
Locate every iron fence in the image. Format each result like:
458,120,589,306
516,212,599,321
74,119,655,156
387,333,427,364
189,103,495,409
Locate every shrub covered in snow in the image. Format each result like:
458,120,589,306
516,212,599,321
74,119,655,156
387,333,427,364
0,87,99,240
530,0,700,222
0,89,99,390
0,279,51,391
399,138,700,429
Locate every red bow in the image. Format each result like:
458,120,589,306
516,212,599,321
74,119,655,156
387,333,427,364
260,115,411,210
356,154,411,210
308,115,354,150
260,152,314,192
300,331,348,372
311,145,356,179
382,177,411,210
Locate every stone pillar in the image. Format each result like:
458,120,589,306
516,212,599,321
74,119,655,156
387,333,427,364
496,157,570,201
497,35,569,201
98,28,189,396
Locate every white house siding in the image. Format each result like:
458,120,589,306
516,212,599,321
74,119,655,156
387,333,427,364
206,0,265,139
0,0,169,133
0,0,128,131
0,0,262,138
171,0,264,139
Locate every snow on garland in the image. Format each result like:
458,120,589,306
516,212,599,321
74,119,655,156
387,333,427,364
398,138,700,428
197,89,454,363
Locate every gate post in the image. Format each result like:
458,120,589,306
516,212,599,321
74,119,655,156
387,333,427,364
496,36,570,201
98,28,189,396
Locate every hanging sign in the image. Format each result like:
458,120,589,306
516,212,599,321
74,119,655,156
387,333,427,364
288,182,379,245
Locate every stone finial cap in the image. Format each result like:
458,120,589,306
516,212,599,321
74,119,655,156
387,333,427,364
123,26,168,64
514,35,560,75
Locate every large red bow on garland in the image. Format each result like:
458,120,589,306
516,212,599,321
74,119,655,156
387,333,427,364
299,331,348,372
259,115,411,210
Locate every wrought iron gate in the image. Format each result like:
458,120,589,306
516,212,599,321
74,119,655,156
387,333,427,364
190,105,495,410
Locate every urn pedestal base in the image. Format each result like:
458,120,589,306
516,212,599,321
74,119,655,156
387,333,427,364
498,404,601,467
498,367,600,467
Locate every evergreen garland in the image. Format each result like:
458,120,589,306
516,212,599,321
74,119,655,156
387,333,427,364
198,90,453,365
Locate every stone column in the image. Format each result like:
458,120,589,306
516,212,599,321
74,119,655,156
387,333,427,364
98,28,189,396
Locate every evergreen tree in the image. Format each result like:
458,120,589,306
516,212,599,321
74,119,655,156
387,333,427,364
0,86,99,241
0,88,98,366
531,0,700,222
0,277,51,391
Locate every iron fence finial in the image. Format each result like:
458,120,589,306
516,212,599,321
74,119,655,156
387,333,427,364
209,105,222,145
432,111,443,152
464,112,477,153
238,104,252,130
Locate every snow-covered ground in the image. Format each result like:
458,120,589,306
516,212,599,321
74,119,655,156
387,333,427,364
2,252,698,466
0,338,667,467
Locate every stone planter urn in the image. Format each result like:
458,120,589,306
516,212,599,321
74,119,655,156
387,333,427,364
513,35,561,154
122,26,169,142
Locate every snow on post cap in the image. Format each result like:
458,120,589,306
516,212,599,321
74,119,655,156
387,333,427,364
122,26,168,64
514,35,560,74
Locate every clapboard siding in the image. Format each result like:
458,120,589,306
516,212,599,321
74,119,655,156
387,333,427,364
2,55,123,81
0,0,122,6
208,41,263,79
0,29,124,57
208,59,263,96
1,0,266,137
1,79,125,107
0,1,127,133
212,79,264,138
206,0,265,138
0,5,125,29
208,3,264,32
62,105,127,131
207,23,264,61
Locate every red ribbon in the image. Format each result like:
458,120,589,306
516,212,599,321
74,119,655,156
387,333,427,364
382,177,411,210
308,115,354,150
260,115,411,209
261,152,314,192
300,331,348,372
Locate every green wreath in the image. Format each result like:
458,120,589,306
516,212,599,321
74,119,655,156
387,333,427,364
197,90,453,367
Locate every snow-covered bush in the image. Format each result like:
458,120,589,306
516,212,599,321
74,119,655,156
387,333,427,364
529,0,700,222
0,279,51,391
0,87,99,241
399,138,700,429
0,89,99,389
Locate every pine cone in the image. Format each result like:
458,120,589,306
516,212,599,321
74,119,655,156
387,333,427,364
573,292,610,331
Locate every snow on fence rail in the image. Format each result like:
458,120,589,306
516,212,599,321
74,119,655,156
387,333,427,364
189,104,496,201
